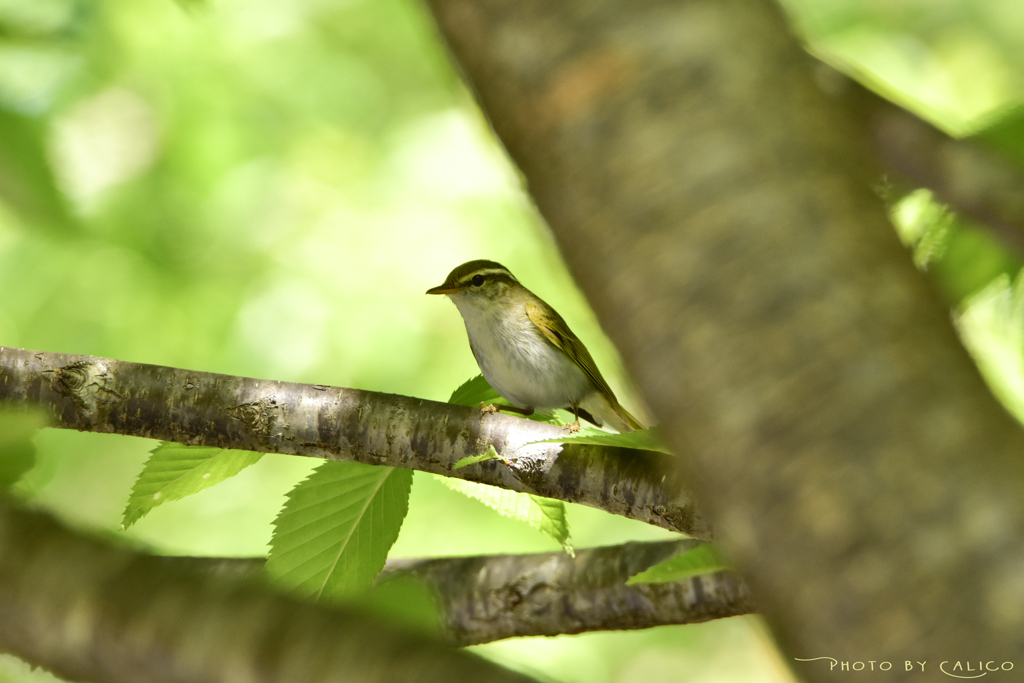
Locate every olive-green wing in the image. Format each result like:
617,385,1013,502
525,301,644,430
525,301,616,398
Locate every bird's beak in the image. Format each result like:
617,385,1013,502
426,284,457,295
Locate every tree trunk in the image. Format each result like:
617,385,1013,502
424,0,1024,679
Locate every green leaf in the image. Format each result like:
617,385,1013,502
447,374,561,425
0,409,47,487
448,374,502,406
526,409,565,425
528,426,673,454
453,445,504,470
956,271,1024,424
354,574,442,637
437,475,574,556
444,377,573,553
266,461,413,600
973,103,1024,168
627,543,729,585
121,442,264,529
889,189,952,270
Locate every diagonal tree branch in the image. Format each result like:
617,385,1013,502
829,65,1024,253
0,493,536,683
0,345,708,538
162,540,754,646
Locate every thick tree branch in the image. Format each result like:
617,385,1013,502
381,540,751,645
0,345,708,537
0,495,535,683
423,0,1024,679
830,65,1024,253
163,540,754,646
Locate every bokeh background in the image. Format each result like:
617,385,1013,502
1,1,1023,681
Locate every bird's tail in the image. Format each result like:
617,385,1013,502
578,394,645,433
613,402,644,433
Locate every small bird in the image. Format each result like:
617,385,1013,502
427,259,643,433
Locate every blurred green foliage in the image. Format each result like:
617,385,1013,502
2,0,1024,682
121,441,264,528
783,0,1024,134
0,409,47,487
626,543,730,586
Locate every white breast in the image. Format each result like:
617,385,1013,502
452,296,593,411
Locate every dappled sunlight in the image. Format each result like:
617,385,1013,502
50,88,161,210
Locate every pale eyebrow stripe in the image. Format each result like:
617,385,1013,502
456,269,516,285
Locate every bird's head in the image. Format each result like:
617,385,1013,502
426,260,521,309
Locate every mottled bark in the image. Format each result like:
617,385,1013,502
423,0,1024,680
0,495,534,683
0,345,706,537
382,540,751,645
164,540,753,645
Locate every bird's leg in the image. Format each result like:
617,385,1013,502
499,404,534,416
480,403,534,417
567,405,582,433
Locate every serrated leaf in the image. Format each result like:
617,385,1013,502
266,461,413,601
448,374,502,406
529,426,673,454
0,409,47,487
627,543,729,585
122,442,264,529
437,475,574,556
453,445,504,470
447,374,561,424
889,189,952,270
526,409,565,425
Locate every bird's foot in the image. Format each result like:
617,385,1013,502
566,421,582,433
479,402,499,414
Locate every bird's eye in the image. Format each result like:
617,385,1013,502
472,274,484,286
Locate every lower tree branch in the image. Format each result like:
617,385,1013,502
0,494,536,683
381,540,752,645
0,345,707,537
162,540,754,646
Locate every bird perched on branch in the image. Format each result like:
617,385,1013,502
427,259,643,433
